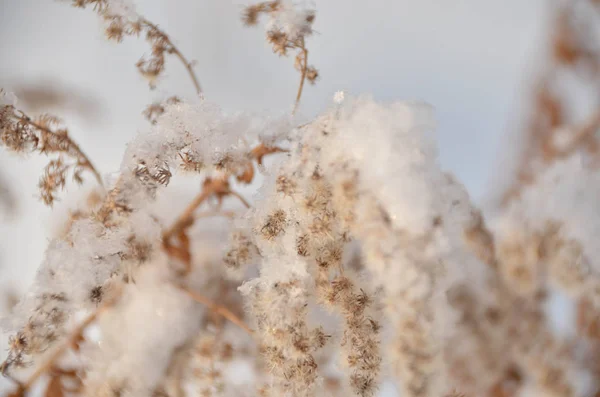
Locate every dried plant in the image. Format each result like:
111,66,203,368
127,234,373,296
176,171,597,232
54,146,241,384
3,2,600,397
242,0,318,113
501,0,600,205
70,0,202,94
0,97,103,205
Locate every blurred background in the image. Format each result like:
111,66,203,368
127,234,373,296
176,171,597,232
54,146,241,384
0,0,549,394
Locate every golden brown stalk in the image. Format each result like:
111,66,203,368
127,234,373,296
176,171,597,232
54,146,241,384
138,19,202,95
162,177,249,274
179,286,253,335
242,1,318,112
69,1,202,95
162,177,232,243
293,42,308,115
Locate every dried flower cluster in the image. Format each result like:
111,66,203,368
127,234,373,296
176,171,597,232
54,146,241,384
243,1,319,113
3,1,600,397
70,0,202,94
0,91,103,205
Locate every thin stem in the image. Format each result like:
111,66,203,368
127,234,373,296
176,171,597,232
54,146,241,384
163,188,212,242
163,179,249,243
179,286,253,335
292,42,308,116
194,210,236,221
171,47,203,96
228,190,251,208
141,19,202,96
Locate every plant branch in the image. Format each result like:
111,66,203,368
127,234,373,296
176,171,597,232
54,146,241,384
293,41,308,115
140,19,202,96
14,112,104,188
162,178,227,243
179,286,253,335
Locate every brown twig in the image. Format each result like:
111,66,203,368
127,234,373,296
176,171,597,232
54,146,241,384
179,286,253,335
15,112,104,188
163,143,286,249
140,19,202,96
228,190,251,208
162,177,229,242
194,210,236,221
292,41,308,115
162,177,250,273
242,2,317,114
250,143,288,165
69,2,202,96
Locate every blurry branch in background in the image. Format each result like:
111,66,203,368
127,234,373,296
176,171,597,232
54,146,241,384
242,0,319,113
178,285,253,335
501,0,600,205
0,169,17,217
0,286,18,316
70,0,202,95
11,79,104,123
0,101,103,205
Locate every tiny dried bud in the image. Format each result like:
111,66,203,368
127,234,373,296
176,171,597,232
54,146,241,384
267,30,289,56
260,210,287,240
105,18,126,42
89,286,103,304
242,5,261,26
276,174,297,196
306,66,319,84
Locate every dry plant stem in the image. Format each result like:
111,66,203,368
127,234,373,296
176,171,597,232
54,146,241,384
162,179,248,273
228,190,251,208
20,293,119,391
163,188,212,242
179,286,253,335
194,210,236,221
170,47,202,96
293,41,308,115
13,112,104,188
140,19,202,96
